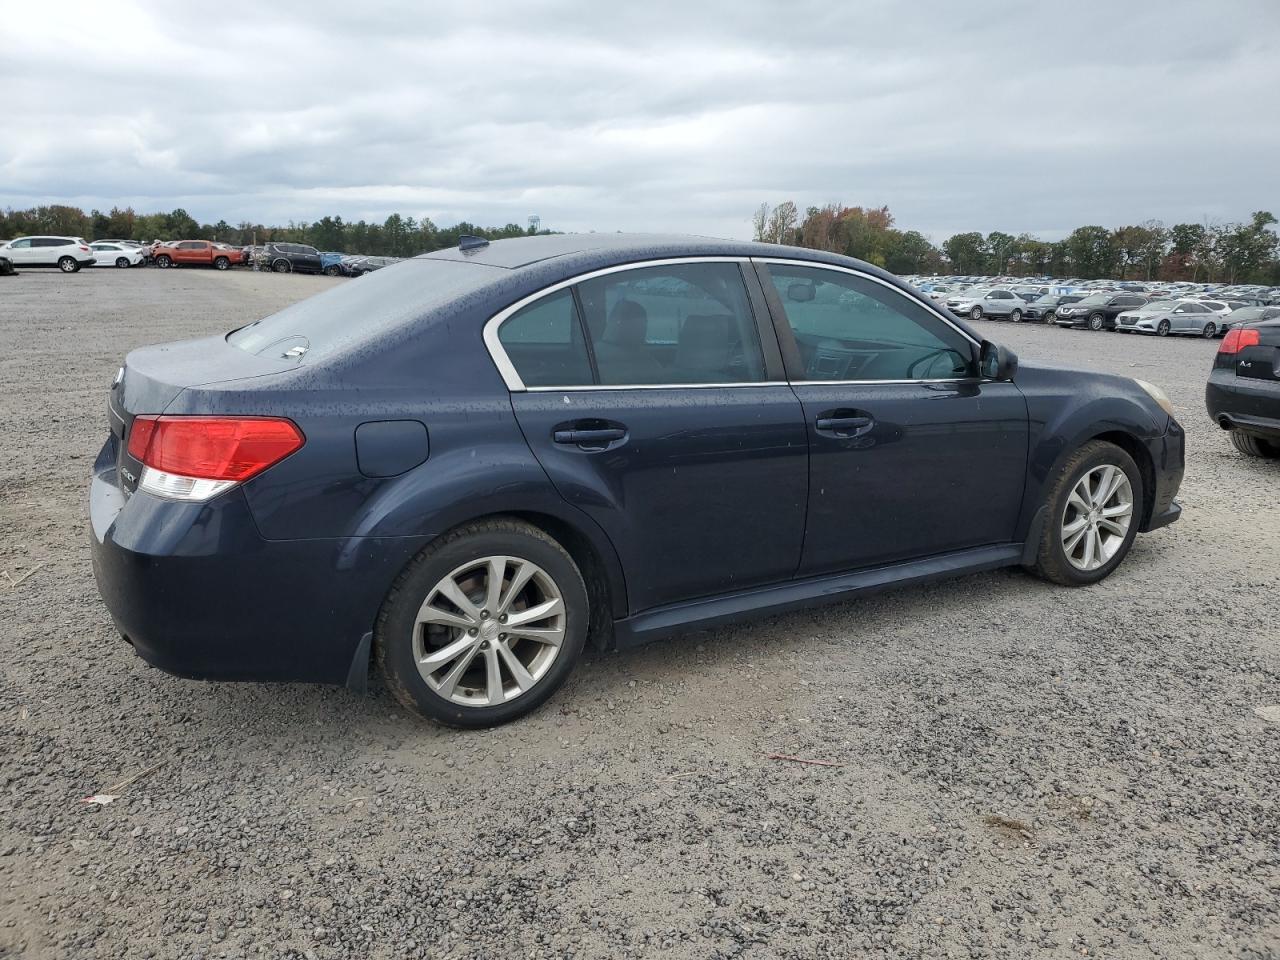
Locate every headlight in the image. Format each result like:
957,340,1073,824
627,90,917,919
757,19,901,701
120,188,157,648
1134,379,1174,418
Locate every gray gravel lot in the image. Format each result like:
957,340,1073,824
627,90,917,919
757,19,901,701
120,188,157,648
1,267,1278,960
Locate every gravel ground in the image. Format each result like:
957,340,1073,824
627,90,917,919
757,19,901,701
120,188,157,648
1,268,1277,960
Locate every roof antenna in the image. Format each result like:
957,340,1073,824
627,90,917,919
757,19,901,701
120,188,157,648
458,235,489,251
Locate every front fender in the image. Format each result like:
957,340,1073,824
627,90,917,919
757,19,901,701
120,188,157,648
1014,366,1165,541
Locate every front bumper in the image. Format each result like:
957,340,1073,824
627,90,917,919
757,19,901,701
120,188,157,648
89,439,426,686
1141,417,1185,532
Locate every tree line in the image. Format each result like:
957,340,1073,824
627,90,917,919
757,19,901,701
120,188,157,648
0,205,547,258
752,202,1280,285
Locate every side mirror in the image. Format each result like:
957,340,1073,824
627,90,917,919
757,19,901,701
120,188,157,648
980,340,1018,381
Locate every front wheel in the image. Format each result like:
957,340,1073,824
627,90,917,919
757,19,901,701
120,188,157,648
1156,319,1171,337
1230,430,1280,459
156,255,172,268
375,519,589,728
324,265,341,277
1087,312,1105,331
1027,440,1143,587
969,306,984,321
58,257,80,273
115,257,131,268
214,256,230,270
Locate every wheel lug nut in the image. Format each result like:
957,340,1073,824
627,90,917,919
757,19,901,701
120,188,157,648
499,614,507,624
469,628,478,637
480,610,489,620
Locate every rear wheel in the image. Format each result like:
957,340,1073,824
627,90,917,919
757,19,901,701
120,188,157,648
1201,321,1217,338
1229,430,1280,459
115,257,130,268
58,256,79,273
1087,312,1105,331
1009,308,1023,323
969,306,983,321
214,256,230,271
1156,319,1171,337
272,258,291,273
1028,440,1143,587
376,519,589,727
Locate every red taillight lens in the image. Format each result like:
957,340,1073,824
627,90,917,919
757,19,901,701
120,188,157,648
127,416,304,481
1219,328,1260,355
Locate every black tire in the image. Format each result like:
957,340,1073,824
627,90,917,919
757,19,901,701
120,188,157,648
1009,308,1023,323
1026,440,1144,587
324,265,340,277
272,259,291,274
58,256,79,273
1201,321,1217,338
969,306,983,321
1229,430,1280,459
1156,319,1171,337
1043,312,1056,324
115,257,130,268
156,255,172,268
375,518,589,728
1087,312,1105,331
214,256,230,271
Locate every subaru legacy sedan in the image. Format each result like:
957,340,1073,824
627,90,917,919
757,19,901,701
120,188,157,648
90,234,1184,727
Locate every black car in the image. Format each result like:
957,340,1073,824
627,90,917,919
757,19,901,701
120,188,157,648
348,255,399,277
1206,317,1280,458
0,254,14,276
89,233,1184,728
1054,293,1149,331
263,242,323,274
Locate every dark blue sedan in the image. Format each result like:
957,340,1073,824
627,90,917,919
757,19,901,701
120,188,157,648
90,234,1184,727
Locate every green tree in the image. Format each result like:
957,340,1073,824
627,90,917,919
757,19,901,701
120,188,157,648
942,232,989,274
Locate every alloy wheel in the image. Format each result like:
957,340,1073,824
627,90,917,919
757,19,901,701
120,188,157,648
970,306,983,320
1202,322,1216,338
1157,320,1171,337
413,556,566,708
1009,309,1022,323
1088,313,1104,331
59,257,77,273
1061,464,1133,572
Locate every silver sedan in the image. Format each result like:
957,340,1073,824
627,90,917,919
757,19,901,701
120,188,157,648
1114,300,1220,337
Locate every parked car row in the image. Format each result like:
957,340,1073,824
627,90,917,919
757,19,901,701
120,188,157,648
915,276,1266,339
0,235,402,278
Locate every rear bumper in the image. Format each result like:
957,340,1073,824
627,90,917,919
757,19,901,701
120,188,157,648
89,442,426,685
1206,373,1280,440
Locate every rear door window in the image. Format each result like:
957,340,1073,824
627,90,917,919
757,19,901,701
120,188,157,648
496,289,593,387
575,262,766,385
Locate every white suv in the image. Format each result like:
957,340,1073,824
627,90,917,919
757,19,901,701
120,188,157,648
0,236,97,273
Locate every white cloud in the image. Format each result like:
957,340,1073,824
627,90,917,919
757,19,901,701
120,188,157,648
2,0,1278,241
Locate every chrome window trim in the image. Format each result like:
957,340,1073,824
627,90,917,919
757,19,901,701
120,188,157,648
482,254,982,392
526,381,790,393
753,257,983,350
483,256,757,392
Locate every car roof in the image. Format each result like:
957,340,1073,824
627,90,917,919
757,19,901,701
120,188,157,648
415,232,872,274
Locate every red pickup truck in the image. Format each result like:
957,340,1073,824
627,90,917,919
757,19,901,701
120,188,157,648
153,240,245,271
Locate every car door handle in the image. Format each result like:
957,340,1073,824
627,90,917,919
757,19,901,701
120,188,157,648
553,426,627,447
815,414,873,434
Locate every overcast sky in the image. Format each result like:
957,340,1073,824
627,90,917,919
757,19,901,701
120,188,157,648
3,1,1278,243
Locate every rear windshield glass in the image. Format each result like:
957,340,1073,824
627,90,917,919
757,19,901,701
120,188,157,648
228,259,506,360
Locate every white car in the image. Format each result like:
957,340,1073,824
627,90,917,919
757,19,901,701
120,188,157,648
0,235,97,273
89,242,145,268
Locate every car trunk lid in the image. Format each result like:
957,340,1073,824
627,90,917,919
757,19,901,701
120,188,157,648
109,334,299,494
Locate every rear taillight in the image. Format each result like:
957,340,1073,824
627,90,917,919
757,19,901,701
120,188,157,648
1219,328,1260,355
127,416,304,501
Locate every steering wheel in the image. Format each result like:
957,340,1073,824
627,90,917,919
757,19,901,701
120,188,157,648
907,348,964,380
